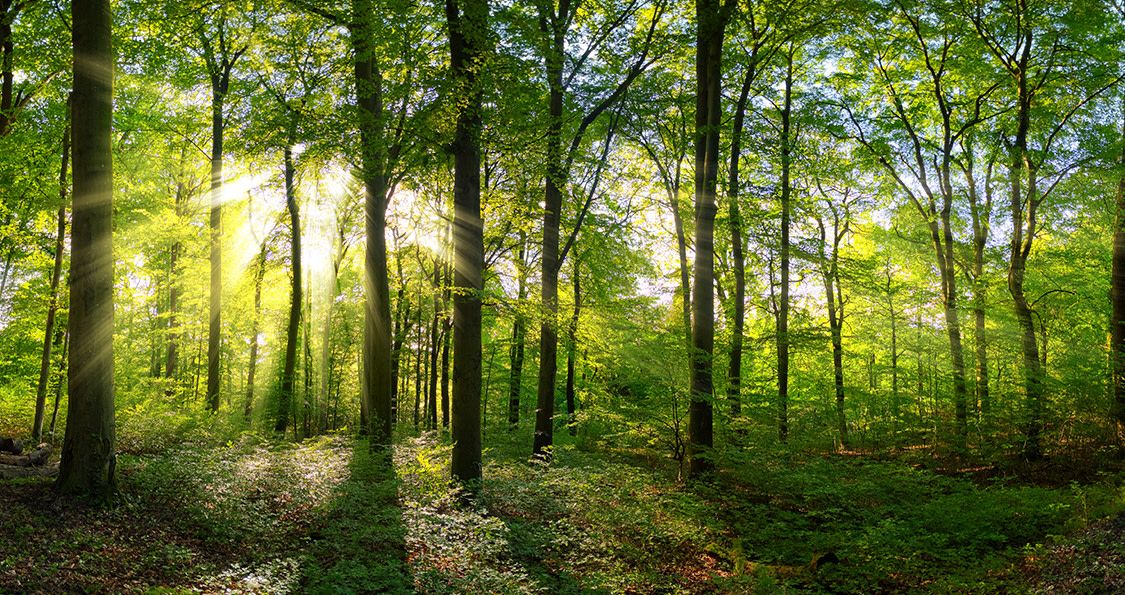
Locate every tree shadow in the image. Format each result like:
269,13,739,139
300,440,414,593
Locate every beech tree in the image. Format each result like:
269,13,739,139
688,0,733,477
56,0,116,501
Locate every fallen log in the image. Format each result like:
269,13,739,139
0,463,58,479
0,444,50,467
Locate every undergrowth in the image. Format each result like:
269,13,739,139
2,431,1123,594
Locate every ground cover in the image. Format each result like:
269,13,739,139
0,431,1122,594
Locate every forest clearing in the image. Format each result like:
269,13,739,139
5,0,1125,592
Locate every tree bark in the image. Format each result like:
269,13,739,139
1111,99,1125,450
447,0,485,488
776,49,794,443
688,0,729,477
57,0,116,501
508,232,527,428
244,243,266,421
565,262,581,435
33,118,69,442
201,23,245,414
354,0,393,448
275,145,301,435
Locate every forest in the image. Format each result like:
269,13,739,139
2,0,1125,592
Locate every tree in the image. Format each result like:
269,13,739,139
197,5,250,413
688,0,733,477
841,0,1002,444
966,0,1122,459
56,0,116,501
275,141,302,434
531,0,664,457
32,105,68,442
447,0,487,489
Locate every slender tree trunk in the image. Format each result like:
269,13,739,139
725,65,753,417
33,121,70,442
58,0,116,501
967,150,993,424
414,317,422,429
201,27,245,413
1008,36,1044,461
244,244,266,421
776,51,794,443
534,31,565,456
820,217,847,448
688,0,728,477
1111,102,1125,450
441,262,451,430
355,0,393,447
303,272,313,437
276,146,301,435
508,233,527,428
428,292,439,431
49,330,69,437
319,238,345,431
565,262,581,435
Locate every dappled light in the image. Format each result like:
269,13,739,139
4,0,1125,592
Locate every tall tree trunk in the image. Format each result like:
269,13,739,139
533,24,564,457
726,63,754,417
33,120,70,442
688,0,729,477
355,0,393,448
565,262,581,436
428,291,439,430
303,271,313,437
441,260,451,429
58,0,116,501
966,146,993,424
320,226,348,430
244,243,266,421
200,23,245,414
1111,100,1125,450
49,330,69,437
413,316,422,429
508,233,527,428
776,50,794,443
275,145,302,435
1007,31,1044,461
447,0,485,487
819,214,848,449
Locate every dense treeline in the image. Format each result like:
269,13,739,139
1,0,1125,496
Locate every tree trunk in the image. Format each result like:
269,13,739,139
446,0,485,488
355,0,393,448
33,118,69,443
428,291,439,431
244,244,266,421
725,65,754,418
49,330,69,437
441,262,451,430
1111,101,1125,450
776,50,794,443
565,262,581,436
57,0,116,501
275,145,301,435
819,215,848,449
1007,34,1044,461
533,34,564,457
203,31,242,414
508,233,527,428
688,0,728,477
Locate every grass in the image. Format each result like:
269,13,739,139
1,428,1123,594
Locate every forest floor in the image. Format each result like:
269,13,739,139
1,430,1124,594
